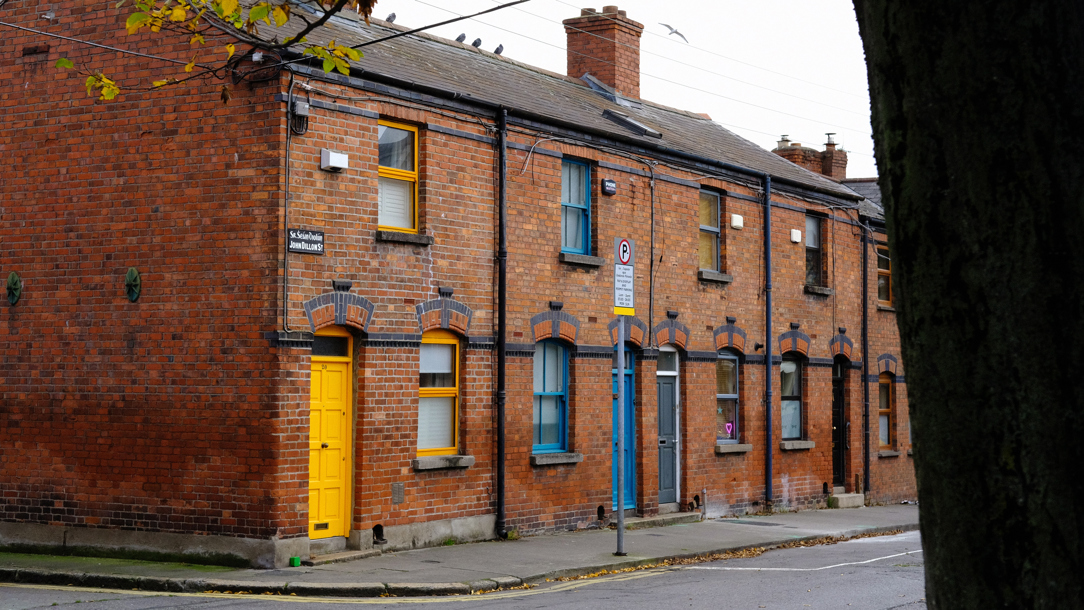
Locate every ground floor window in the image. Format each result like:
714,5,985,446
418,330,459,456
716,352,739,442
879,372,896,448
533,340,568,453
781,357,803,440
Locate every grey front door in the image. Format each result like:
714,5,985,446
658,376,677,504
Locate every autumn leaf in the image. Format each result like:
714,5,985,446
152,79,170,87
322,58,335,73
220,85,232,105
190,33,204,45
169,7,186,21
225,43,236,59
272,4,288,27
248,3,270,23
219,0,238,17
125,12,150,33
184,55,196,72
55,58,75,69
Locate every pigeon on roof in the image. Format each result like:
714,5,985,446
386,12,395,23
455,33,466,43
659,23,689,43
472,38,482,48
494,44,504,55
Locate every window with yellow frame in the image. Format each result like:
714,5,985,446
377,120,419,233
418,330,459,456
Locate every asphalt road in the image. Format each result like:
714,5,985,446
0,530,925,610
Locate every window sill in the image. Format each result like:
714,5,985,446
907,449,913,456
412,455,475,471
877,304,896,312
779,440,815,451
878,450,901,458
376,230,434,246
559,252,604,267
698,270,733,285
530,452,584,466
804,285,834,296
715,443,753,455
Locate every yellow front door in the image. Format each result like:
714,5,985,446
309,356,351,539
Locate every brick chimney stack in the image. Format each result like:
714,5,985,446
563,6,644,98
772,134,849,181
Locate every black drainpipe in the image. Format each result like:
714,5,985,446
861,220,871,495
495,108,509,538
763,175,774,507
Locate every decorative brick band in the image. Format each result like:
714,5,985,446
652,319,691,350
713,323,748,354
608,316,647,348
828,333,854,360
530,309,580,344
416,298,473,336
303,291,375,333
778,329,811,356
877,353,899,375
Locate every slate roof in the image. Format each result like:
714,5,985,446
255,9,860,200
841,178,885,220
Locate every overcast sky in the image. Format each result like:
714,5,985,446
374,0,877,178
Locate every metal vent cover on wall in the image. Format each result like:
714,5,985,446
392,482,405,505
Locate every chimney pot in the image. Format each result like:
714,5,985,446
602,5,618,13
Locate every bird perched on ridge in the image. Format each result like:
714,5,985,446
455,33,466,43
659,23,688,43
471,38,482,48
386,12,395,23
494,44,504,55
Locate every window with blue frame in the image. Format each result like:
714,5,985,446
533,340,568,453
561,160,591,255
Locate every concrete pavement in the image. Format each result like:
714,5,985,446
0,505,919,597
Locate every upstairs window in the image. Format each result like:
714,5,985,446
378,120,418,232
780,358,803,440
561,160,591,255
805,215,823,286
418,330,458,456
716,352,739,443
533,341,569,453
877,246,893,307
699,191,722,272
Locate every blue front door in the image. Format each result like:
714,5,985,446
612,347,636,510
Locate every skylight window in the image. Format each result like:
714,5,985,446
603,109,662,138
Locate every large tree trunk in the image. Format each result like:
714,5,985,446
852,1,1084,607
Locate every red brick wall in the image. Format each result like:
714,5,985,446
563,7,644,98
0,0,292,538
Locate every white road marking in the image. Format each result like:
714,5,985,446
686,550,923,572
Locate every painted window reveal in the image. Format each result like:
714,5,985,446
418,330,459,456
561,160,591,255
716,352,739,442
877,246,892,307
879,372,896,448
533,340,568,453
805,215,823,286
780,357,803,440
699,190,722,272
378,120,418,232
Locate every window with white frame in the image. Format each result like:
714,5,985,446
780,357,803,440
561,160,590,255
533,341,568,453
716,351,739,442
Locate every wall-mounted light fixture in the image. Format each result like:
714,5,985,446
6,272,21,306
125,268,141,302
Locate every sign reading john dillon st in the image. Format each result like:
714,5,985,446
288,229,325,255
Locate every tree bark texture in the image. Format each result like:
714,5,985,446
852,1,1084,607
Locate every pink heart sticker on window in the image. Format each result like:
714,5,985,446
725,423,733,435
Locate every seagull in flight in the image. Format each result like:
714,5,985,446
659,23,688,43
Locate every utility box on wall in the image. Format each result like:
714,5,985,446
320,149,349,172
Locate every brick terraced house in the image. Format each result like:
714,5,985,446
0,2,914,567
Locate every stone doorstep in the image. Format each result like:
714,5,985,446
301,549,382,567
622,511,702,530
828,493,865,509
